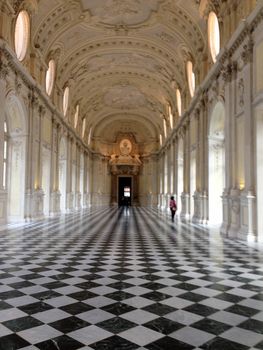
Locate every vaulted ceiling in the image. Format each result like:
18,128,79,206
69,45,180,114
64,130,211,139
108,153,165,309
31,0,206,147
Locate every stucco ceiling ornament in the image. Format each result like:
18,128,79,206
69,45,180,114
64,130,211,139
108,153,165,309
103,84,147,110
80,0,163,26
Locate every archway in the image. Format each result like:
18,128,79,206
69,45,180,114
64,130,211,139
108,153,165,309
255,105,263,242
177,138,184,214
208,101,225,224
80,153,84,208
42,147,51,216
59,137,67,212
5,94,27,222
190,150,196,217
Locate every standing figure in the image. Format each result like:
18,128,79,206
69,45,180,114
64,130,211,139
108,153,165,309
169,196,177,221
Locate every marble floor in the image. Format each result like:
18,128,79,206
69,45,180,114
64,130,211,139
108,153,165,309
0,207,263,350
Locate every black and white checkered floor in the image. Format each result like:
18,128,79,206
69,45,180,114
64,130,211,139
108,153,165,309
0,207,263,350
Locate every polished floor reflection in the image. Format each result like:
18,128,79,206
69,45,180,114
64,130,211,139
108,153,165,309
0,207,262,350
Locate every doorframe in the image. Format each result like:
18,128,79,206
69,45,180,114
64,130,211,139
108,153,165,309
117,175,133,205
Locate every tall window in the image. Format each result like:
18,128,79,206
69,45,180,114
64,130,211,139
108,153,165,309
15,10,30,61
74,105,79,129
3,122,8,189
176,89,182,117
187,61,195,98
88,127,92,145
163,118,167,138
46,59,56,96
208,11,220,63
168,104,173,129
159,134,163,147
63,86,69,116
82,118,86,139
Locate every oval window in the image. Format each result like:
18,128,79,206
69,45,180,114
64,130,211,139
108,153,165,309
176,89,182,117
15,10,30,61
46,60,56,96
63,86,69,116
187,61,195,98
82,118,86,139
74,105,79,128
208,11,220,63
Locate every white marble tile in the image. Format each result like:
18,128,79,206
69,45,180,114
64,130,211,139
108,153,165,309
18,325,62,344
119,326,164,346
68,325,112,345
221,327,263,347
170,326,215,347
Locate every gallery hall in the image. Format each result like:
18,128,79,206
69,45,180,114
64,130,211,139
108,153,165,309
0,0,263,349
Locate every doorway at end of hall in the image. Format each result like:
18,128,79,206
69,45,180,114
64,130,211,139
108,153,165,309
118,177,132,206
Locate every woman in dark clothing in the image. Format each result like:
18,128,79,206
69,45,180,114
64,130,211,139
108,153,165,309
169,196,177,221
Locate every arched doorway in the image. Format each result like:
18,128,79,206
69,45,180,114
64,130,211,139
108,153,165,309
190,150,196,217
255,105,263,242
59,137,67,212
208,101,225,224
42,147,51,216
5,94,27,222
80,153,84,208
177,138,184,214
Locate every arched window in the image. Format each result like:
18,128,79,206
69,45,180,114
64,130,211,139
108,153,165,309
46,60,56,96
208,11,220,63
3,121,8,189
159,134,163,147
82,118,86,139
163,118,167,138
14,10,30,61
88,127,92,145
176,89,182,117
187,61,195,98
63,86,69,116
74,105,79,129
168,104,173,129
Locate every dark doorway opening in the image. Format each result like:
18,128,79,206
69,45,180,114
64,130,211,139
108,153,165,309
118,177,132,206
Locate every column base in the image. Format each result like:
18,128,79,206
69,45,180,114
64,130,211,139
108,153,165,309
25,189,45,221
0,190,7,224
180,192,190,222
50,191,61,216
66,192,74,211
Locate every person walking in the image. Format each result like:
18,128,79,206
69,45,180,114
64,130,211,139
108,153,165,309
169,196,177,221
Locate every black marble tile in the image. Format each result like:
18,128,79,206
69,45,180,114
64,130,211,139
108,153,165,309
0,290,25,300
8,281,35,289
102,302,135,316
50,316,90,333
225,304,259,317
255,340,263,349
184,303,218,317
108,281,134,290
19,301,53,315
42,281,68,289
179,292,207,302
75,281,101,289
67,290,97,301
238,318,263,334
142,303,176,316
97,316,136,333
90,335,138,350
143,291,169,302
200,336,249,350
140,282,167,290
215,293,244,303
3,315,43,332
175,283,198,291
146,336,194,350
61,301,94,315
0,300,12,310
252,293,263,301
0,334,30,350
192,318,231,335
144,317,183,334
105,291,134,301
36,335,84,350
207,283,232,292
33,290,61,301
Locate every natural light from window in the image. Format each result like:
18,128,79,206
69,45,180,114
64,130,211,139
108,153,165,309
15,10,30,61
208,11,220,63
